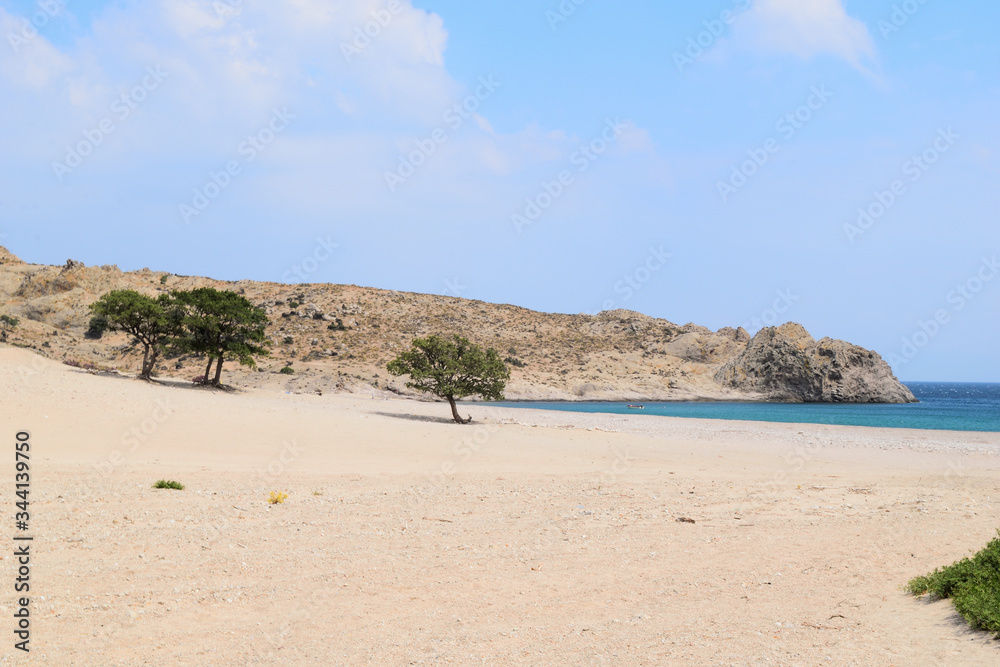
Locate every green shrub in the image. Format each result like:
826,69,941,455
152,479,184,490
85,314,109,340
279,366,295,374
0,314,18,341
908,531,1000,635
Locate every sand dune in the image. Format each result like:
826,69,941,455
2,345,998,665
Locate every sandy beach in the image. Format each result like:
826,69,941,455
2,345,998,665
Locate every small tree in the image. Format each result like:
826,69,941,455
174,287,270,386
90,290,179,379
85,314,109,340
0,314,19,342
387,335,510,424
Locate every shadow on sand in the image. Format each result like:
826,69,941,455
63,366,239,392
371,411,467,425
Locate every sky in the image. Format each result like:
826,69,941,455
0,0,997,382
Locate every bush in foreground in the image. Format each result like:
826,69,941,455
152,479,185,491
907,531,1000,635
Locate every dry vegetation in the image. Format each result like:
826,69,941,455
0,247,755,400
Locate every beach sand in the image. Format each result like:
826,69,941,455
2,346,998,665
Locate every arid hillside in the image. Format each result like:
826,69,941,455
0,247,913,402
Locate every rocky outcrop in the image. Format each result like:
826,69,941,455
715,323,916,403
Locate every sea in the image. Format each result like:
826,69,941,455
494,382,1000,433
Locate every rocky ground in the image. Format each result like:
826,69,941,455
0,246,912,403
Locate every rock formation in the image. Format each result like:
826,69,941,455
715,323,916,403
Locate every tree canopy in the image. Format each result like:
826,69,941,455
174,287,270,386
90,290,180,379
89,287,270,385
387,334,510,424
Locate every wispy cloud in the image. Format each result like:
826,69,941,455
728,0,876,72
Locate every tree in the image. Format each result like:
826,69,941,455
0,314,18,342
387,335,510,424
85,314,109,340
174,287,270,386
89,290,180,379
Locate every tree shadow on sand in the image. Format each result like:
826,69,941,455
371,411,466,425
62,366,239,392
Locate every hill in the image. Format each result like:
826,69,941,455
0,247,915,403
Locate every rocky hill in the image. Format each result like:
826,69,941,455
0,247,915,403
715,323,916,403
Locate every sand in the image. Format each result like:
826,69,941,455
1,345,998,665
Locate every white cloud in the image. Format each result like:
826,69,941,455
0,9,75,88
0,0,664,242
730,0,876,71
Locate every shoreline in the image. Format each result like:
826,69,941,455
4,345,1000,664
473,399,1000,436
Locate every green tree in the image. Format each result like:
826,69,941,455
387,335,510,424
85,314,109,340
174,287,270,386
89,290,180,379
0,314,19,342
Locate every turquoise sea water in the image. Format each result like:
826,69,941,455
494,383,1000,433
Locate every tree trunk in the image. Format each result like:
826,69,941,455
447,395,471,424
143,348,159,380
140,344,151,379
213,356,224,386
203,357,214,384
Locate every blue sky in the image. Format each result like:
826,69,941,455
0,0,997,381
